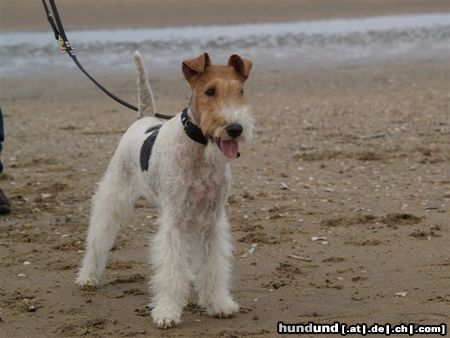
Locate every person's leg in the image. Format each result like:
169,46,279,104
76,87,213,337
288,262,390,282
0,106,4,174
0,107,11,215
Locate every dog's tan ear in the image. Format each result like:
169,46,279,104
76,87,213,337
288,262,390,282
228,54,253,82
182,52,211,85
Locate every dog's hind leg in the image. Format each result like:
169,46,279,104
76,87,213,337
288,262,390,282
76,156,137,287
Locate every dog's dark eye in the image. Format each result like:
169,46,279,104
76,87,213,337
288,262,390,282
205,88,216,97
240,88,244,96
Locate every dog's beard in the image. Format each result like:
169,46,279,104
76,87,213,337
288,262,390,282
220,105,255,143
203,105,255,166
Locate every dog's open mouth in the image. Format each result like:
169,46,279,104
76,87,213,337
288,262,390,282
218,139,239,158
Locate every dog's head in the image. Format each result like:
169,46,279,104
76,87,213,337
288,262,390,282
182,53,255,163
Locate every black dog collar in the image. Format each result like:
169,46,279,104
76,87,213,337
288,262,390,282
181,108,207,145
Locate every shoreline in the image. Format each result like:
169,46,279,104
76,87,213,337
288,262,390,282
1,13,449,79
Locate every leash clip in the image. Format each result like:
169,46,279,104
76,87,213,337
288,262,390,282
42,0,148,113
57,36,72,52
57,35,66,51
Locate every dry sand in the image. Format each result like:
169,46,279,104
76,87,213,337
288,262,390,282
1,0,450,31
1,1,450,337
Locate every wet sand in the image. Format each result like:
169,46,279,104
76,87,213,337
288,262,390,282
1,1,450,337
1,0,449,32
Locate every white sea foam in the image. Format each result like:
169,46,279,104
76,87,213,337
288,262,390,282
1,13,449,77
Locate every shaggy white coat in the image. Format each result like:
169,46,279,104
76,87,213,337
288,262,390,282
76,52,254,329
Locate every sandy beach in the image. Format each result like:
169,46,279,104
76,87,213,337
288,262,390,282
1,0,449,32
1,1,449,337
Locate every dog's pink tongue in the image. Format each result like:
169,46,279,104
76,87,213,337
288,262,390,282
220,140,239,158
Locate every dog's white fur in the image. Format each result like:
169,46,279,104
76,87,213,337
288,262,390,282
75,52,254,329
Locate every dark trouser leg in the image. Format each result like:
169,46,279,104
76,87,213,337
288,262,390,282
0,106,4,174
0,108,5,174
0,106,11,214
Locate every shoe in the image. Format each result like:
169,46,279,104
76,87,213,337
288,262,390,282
0,188,11,214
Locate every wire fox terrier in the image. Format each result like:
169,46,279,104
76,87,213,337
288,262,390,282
75,51,254,329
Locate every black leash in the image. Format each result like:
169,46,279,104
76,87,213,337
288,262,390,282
42,0,172,119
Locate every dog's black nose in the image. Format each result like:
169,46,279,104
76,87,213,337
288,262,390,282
226,123,243,138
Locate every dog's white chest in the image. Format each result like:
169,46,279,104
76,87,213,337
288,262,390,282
189,167,226,204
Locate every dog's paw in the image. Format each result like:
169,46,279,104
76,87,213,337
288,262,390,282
75,274,99,289
205,297,239,318
151,305,181,329
155,318,177,330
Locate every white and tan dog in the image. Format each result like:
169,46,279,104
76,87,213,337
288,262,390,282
76,51,254,329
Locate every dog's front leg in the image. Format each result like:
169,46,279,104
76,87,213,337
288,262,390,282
196,210,239,317
149,211,191,329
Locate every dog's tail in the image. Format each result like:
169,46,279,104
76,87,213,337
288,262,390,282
133,51,156,119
